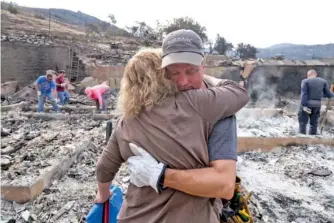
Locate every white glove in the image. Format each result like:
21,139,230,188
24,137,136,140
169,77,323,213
37,91,41,96
303,106,312,114
61,83,66,87
127,143,166,193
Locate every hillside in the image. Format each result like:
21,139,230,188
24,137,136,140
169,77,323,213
1,2,129,39
257,43,334,60
21,6,129,37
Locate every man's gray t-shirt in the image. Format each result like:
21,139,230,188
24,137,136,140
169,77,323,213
208,116,237,161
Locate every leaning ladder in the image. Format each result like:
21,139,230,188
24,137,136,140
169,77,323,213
68,49,80,82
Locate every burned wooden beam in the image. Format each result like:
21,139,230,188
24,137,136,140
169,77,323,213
1,102,28,112
20,112,117,121
26,105,97,113
0,138,93,204
237,137,334,152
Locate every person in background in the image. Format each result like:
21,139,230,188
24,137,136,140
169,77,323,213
35,70,59,113
85,83,116,113
298,69,334,135
55,70,70,105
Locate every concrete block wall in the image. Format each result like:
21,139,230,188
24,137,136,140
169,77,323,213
1,42,70,88
85,65,124,88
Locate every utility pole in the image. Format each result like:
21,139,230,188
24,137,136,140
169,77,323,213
48,9,51,39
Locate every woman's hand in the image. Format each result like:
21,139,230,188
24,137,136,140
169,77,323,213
94,189,113,203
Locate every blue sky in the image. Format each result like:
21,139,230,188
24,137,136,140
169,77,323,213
11,0,334,48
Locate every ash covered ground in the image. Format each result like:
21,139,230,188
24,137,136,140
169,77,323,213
1,97,333,223
238,145,334,223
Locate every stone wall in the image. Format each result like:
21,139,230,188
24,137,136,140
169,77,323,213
1,42,70,88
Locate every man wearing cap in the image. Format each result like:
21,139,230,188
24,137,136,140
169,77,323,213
55,70,70,105
35,70,59,112
126,29,247,222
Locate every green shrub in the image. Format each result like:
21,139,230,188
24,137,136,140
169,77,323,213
7,2,19,14
34,13,45,20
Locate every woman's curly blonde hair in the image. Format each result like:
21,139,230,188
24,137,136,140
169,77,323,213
117,48,178,118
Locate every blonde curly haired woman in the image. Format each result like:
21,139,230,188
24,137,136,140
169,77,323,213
95,48,249,223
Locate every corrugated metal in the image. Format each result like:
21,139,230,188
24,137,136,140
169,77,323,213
256,59,334,66
205,57,334,67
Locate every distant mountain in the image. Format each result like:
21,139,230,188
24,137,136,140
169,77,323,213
257,43,334,60
267,43,301,49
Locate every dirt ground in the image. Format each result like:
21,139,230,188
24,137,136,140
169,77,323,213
1,97,333,223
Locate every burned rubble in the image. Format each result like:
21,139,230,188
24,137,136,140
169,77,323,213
1,90,333,223
1,94,125,223
238,144,334,223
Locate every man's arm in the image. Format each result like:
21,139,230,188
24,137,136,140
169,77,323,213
184,79,250,124
35,78,41,96
35,77,41,90
51,81,57,98
164,161,235,199
55,78,62,87
301,80,308,106
164,116,237,199
323,82,334,98
96,129,124,202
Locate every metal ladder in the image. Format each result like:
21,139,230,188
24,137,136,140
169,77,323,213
68,49,80,82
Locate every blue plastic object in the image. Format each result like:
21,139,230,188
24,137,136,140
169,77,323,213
86,185,123,223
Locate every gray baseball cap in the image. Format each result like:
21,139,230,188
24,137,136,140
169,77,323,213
162,29,204,68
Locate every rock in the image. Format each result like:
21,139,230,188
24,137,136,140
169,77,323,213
1,145,14,154
30,214,37,221
21,210,30,222
52,201,76,220
42,133,58,142
25,131,40,140
308,169,332,177
1,156,12,170
2,100,10,106
122,176,130,183
1,128,11,137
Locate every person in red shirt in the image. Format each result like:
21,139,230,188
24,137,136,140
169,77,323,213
55,70,70,105
84,83,117,113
